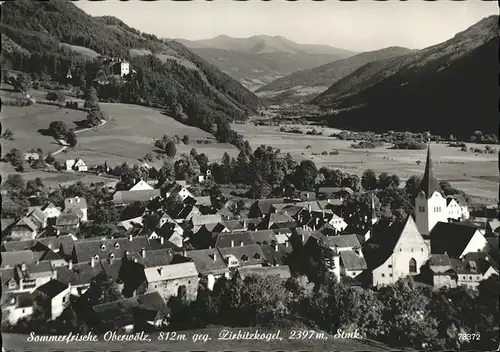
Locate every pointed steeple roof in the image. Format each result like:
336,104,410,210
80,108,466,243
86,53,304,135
419,145,442,199
371,196,377,219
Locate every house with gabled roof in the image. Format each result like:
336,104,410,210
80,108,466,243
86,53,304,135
1,291,35,324
65,158,88,172
339,251,367,279
260,243,293,267
1,251,35,269
93,292,169,332
446,196,469,221
12,261,55,293
129,179,154,191
34,279,71,320
429,222,491,259
258,212,296,230
64,196,88,222
218,244,266,269
10,217,40,241
184,248,230,290
236,265,292,280
316,187,353,201
364,216,430,287
136,262,199,301
71,235,166,263
113,189,161,206
248,198,287,218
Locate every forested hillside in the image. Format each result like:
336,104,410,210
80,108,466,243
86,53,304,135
0,0,263,134
311,15,499,139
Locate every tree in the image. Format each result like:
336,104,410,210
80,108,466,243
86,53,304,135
86,108,103,127
48,121,68,138
293,160,318,191
182,135,190,144
165,140,177,158
378,277,443,350
341,173,361,192
361,169,378,191
233,150,250,184
5,174,25,191
84,86,100,111
5,148,24,169
66,130,78,148
405,175,422,199
46,91,65,104
378,172,400,189
2,128,14,140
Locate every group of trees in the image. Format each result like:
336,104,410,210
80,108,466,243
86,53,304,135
48,121,78,148
165,273,499,351
84,86,105,127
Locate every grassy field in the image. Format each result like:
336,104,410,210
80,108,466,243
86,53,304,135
232,123,499,203
1,97,239,185
2,327,396,352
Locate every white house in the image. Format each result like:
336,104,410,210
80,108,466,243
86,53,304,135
430,222,491,259
111,61,130,77
129,179,154,191
65,159,88,172
446,196,469,221
414,146,449,235
2,292,34,325
35,279,71,320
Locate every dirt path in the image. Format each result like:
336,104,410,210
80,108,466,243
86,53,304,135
52,120,108,156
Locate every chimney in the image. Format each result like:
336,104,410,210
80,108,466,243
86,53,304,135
231,240,235,247
69,260,73,270
141,248,146,258
91,256,95,268
316,217,319,226
129,234,133,241
160,237,164,245
240,241,244,247
213,254,217,262
285,241,289,248
182,250,187,257
308,204,312,213
274,244,279,251
300,234,304,243
134,258,138,263
21,263,27,272
243,219,248,229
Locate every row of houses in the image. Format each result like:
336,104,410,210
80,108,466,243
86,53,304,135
1,146,497,329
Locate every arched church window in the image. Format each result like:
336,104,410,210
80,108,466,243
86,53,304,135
409,258,417,274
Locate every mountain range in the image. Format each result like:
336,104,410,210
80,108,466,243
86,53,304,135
256,46,415,104
0,0,262,123
311,15,499,139
175,35,355,90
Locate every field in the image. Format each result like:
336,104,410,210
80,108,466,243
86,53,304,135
1,99,239,185
2,327,396,352
232,123,499,203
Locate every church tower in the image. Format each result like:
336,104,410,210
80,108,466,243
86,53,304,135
415,145,448,235
371,196,378,225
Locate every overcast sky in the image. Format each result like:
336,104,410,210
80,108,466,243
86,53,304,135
76,0,498,52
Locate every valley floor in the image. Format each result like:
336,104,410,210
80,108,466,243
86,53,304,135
232,123,499,203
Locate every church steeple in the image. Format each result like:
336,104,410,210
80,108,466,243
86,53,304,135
419,145,442,199
371,195,378,225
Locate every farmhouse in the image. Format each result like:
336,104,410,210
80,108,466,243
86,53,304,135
65,158,88,172
184,248,230,290
23,152,40,162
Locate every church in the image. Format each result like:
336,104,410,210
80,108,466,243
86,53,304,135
363,145,487,288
